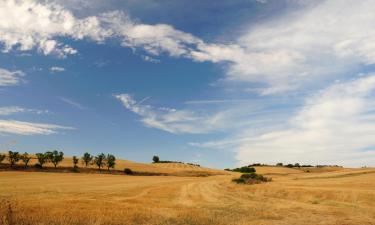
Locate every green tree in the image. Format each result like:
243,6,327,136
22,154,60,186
152,155,160,163
8,151,20,168
20,152,32,168
0,154,6,164
81,152,93,167
94,153,106,171
48,150,64,168
73,156,79,168
106,154,116,171
36,153,48,168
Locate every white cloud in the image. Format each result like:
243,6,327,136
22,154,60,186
228,75,375,167
0,119,72,135
218,0,375,94
114,94,252,134
0,106,49,116
4,0,375,94
50,66,65,73
0,68,24,86
59,97,85,110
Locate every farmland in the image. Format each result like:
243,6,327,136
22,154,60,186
0,161,374,225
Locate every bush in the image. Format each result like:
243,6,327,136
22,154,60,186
124,168,133,175
232,178,246,184
233,172,272,185
231,166,256,173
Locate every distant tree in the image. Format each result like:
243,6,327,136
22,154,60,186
94,153,106,171
294,163,301,168
106,154,116,171
286,164,294,168
20,152,32,168
73,156,79,169
81,152,93,167
152,155,160,163
48,150,64,168
36,153,48,168
276,163,283,167
0,154,5,164
8,151,20,168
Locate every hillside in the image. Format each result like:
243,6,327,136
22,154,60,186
0,166,374,225
1,156,228,177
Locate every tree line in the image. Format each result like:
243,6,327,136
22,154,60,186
0,151,116,171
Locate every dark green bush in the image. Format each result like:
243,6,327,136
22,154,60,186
124,168,133,175
232,178,245,184
232,166,256,173
233,172,271,184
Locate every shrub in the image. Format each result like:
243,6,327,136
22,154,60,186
124,168,133,175
233,172,271,185
232,178,245,184
231,166,256,173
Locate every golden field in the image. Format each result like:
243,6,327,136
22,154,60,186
0,162,374,225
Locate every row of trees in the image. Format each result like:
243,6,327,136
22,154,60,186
0,151,116,171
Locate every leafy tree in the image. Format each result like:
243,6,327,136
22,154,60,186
276,163,283,167
73,156,79,168
0,154,5,164
94,153,106,171
294,163,301,168
8,151,20,168
81,152,93,167
106,154,116,171
48,150,64,168
152,155,160,163
20,152,32,168
36,153,48,168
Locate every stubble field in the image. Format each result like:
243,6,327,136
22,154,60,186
0,162,374,225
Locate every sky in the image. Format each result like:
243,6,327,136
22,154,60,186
0,0,374,168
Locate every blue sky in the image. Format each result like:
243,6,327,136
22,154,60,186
0,0,374,168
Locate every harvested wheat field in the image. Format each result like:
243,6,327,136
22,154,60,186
1,166,374,225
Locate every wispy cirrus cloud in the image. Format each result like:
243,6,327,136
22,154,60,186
0,68,24,86
59,97,85,110
114,94,258,134
0,120,73,135
0,106,49,116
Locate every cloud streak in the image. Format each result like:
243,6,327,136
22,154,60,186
0,120,73,135
0,68,24,86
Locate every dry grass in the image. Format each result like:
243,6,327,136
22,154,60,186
0,166,374,225
0,156,227,176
